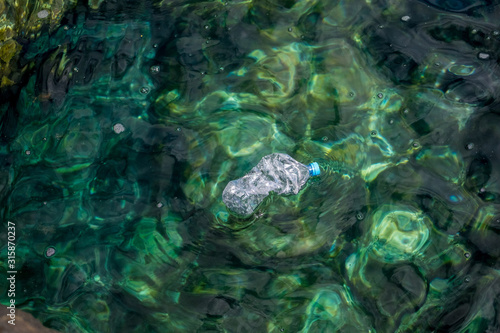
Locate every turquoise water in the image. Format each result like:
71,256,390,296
1,0,500,332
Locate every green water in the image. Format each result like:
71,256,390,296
1,0,500,332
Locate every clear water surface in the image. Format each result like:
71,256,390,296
1,0,500,332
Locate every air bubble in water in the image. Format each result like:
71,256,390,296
37,10,49,18
45,247,56,258
478,52,490,60
150,65,160,74
140,87,150,94
113,123,125,134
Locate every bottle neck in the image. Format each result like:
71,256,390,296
307,162,320,177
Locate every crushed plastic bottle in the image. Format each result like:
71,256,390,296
222,153,320,217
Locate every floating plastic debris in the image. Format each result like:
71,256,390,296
223,153,320,217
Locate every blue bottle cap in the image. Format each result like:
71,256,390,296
307,162,320,177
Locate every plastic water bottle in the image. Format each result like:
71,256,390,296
222,153,320,217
